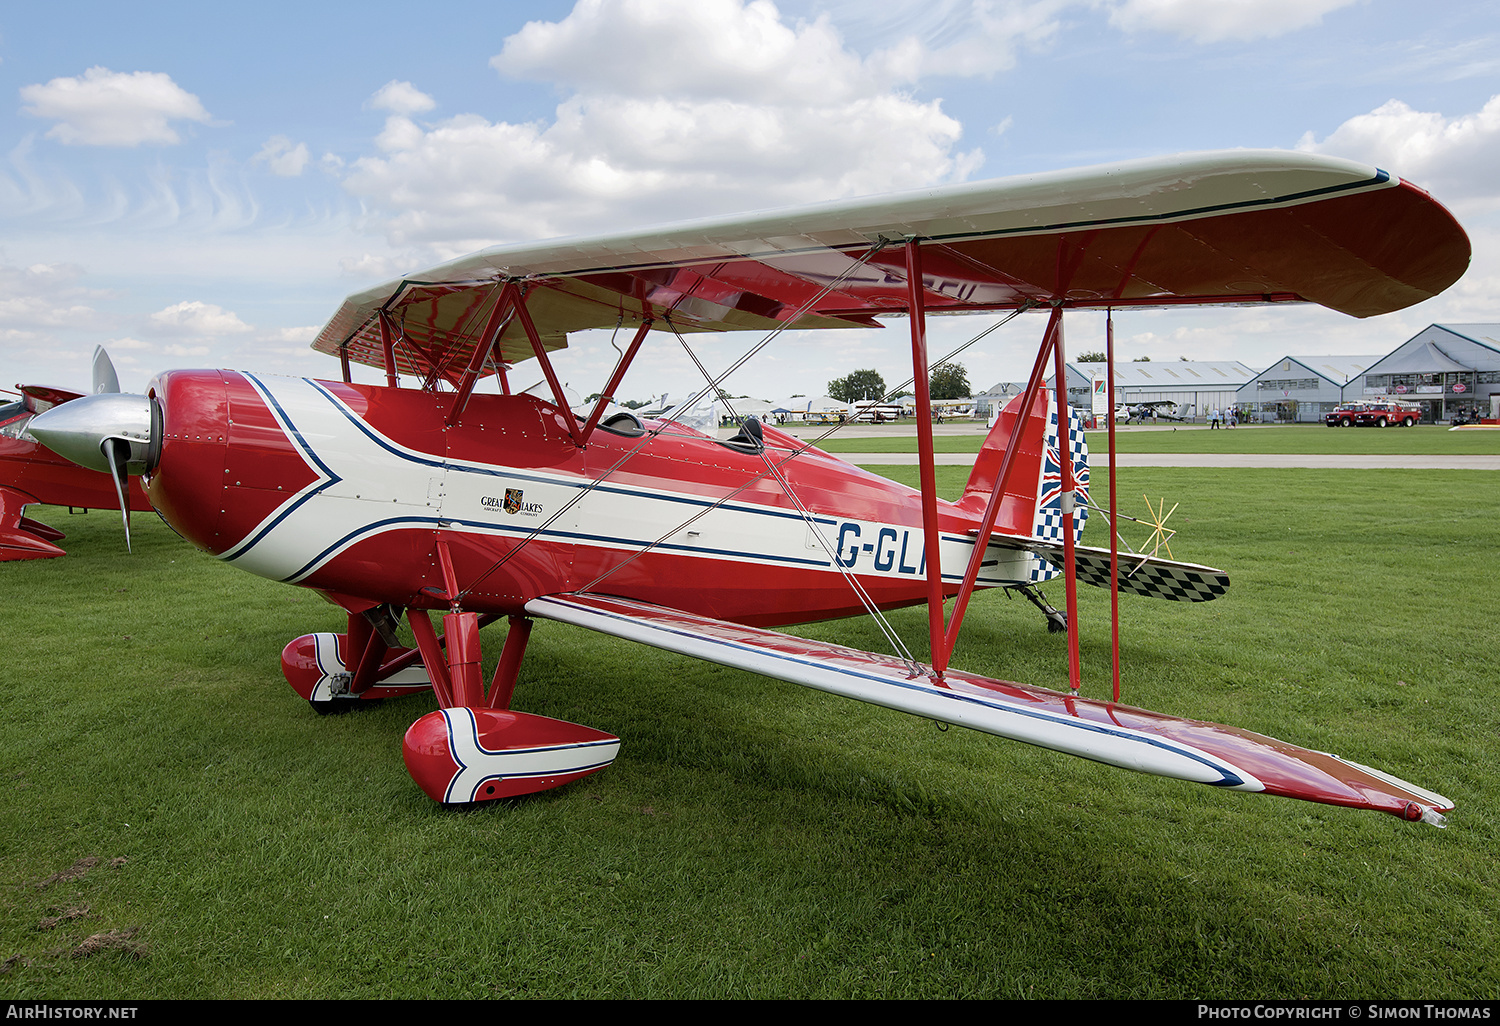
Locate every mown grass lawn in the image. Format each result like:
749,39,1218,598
816,423,1500,455
2,465,1496,999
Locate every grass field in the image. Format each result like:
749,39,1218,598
814,423,1500,455
2,465,1497,999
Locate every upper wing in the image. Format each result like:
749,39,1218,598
529,592,1451,823
18,384,86,408
313,150,1470,380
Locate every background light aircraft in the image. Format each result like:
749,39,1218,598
1121,401,1190,424
33,151,1469,823
1,348,151,561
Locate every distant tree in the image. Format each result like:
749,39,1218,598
1133,355,1152,362
928,362,971,400
590,392,651,409
828,368,886,403
1075,350,1107,363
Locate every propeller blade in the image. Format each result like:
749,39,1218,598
92,346,121,395
102,437,132,553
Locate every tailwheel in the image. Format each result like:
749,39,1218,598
1014,583,1067,633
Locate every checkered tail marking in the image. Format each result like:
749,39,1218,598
1027,395,1089,584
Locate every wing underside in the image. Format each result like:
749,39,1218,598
528,592,1451,821
313,151,1470,382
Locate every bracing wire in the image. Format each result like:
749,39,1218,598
455,237,893,603
572,303,1040,668
666,320,919,670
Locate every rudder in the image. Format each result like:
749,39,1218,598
960,391,1089,583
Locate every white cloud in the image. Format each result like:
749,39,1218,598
100,337,153,350
1297,95,1500,208
496,0,878,101
255,135,310,177
0,297,97,329
261,325,320,343
147,300,252,337
339,252,410,279
374,114,428,154
368,80,437,115
866,0,1066,80
19,67,212,147
1105,0,1359,43
343,0,982,251
0,260,109,333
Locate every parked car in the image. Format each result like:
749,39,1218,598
1353,400,1420,427
1325,402,1368,427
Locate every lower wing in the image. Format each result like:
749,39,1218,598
528,592,1449,823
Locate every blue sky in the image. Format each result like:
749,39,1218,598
3,0,1498,403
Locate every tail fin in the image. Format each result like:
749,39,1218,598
0,487,67,561
960,391,1089,583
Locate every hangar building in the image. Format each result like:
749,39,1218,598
976,361,1256,421
1235,355,1380,423
1360,324,1500,422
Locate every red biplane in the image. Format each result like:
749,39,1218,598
32,151,1470,822
1,348,151,560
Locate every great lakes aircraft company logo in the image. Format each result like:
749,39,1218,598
481,488,543,517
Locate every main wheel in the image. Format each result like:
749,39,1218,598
310,696,384,716
1341,417,1352,427
1403,417,1415,427
1377,417,1388,427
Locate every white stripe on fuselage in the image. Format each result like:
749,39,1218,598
220,375,1036,588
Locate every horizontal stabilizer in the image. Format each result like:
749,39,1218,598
1022,539,1229,602
20,516,66,543
528,593,1450,822
0,526,66,561
0,489,66,561
977,527,1229,601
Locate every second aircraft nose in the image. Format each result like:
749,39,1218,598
28,392,154,474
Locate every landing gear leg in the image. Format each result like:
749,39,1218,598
401,610,620,804
282,605,432,712
1015,583,1068,633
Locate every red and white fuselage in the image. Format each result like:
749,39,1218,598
144,368,1048,627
